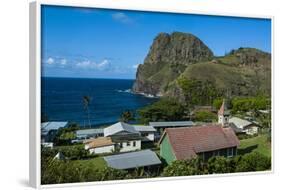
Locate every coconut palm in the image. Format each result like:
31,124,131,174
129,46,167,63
83,95,91,128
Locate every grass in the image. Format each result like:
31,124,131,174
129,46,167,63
238,134,271,157
71,156,107,170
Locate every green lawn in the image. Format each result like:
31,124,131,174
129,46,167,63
71,157,107,170
238,134,271,157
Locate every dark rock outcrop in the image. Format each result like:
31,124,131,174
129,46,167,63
133,32,213,96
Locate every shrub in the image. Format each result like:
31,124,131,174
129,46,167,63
162,158,206,177
235,152,271,172
207,156,234,174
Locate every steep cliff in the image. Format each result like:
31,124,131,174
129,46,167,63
132,32,214,96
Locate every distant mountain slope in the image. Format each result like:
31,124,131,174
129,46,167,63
132,32,271,101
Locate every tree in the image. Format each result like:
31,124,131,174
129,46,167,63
177,77,223,108
138,98,186,124
213,98,223,110
119,110,135,123
194,111,217,122
83,96,92,128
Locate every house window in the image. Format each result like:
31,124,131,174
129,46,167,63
127,141,130,146
141,133,149,137
133,141,136,147
213,150,220,156
227,148,234,157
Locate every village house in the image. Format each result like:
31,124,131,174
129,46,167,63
159,124,240,164
84,137,116,154
41,121,69,146
84,122,142,154
149,121,194,134
103,149,162,170
132,125,156,142
76,122,156,143
74,128,104,143
229,117,259,135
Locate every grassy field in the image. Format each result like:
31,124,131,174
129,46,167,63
71,157,107,170
238,134,271,157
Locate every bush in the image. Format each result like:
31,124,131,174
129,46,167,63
162,158,207,177
41,159,129,184
42,145,92,160
161,152,271,177
237,133,258,140
207,156,235,174
235,152,271,172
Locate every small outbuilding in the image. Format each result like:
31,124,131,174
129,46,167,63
103,149,161,170
149,121,194,133
229,117,259,135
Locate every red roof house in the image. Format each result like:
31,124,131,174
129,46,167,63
159,124,240,164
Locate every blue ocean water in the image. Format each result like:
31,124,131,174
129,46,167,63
41,77,156,127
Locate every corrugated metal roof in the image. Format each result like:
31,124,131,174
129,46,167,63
104,122,139,137
103,149,161,170
132,125,156,132
229,117,252,129
76,128,104,136
41,122,68,131
149,121,194,128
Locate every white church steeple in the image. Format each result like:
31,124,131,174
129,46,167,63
218,99,230,127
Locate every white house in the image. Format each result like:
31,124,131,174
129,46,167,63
85,122,142,154
72,128,104,143
41,121,69,143
132,125,156,142
84,137,115,154
229,117,259,135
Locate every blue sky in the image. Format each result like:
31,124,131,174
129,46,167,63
41,5,271,79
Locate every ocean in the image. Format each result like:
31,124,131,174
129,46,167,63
41,77,157,127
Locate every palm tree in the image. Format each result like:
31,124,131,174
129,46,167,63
119,110,135,123
83,95,91,128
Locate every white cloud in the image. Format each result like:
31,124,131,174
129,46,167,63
112,12,133,24
76,59,110,70
132,64,140,69
60,59,67,65
46,57,54,64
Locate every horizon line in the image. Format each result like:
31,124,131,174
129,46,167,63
41,76,136,80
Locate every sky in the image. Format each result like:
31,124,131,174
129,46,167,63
41,5,271,79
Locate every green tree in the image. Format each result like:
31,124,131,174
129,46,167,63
194,111,217,122
119,110,135,123
138,98,186,124
177,77,223,108
83,96,92,128
213,98,223,110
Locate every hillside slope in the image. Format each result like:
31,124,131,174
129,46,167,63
132,32,271,102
